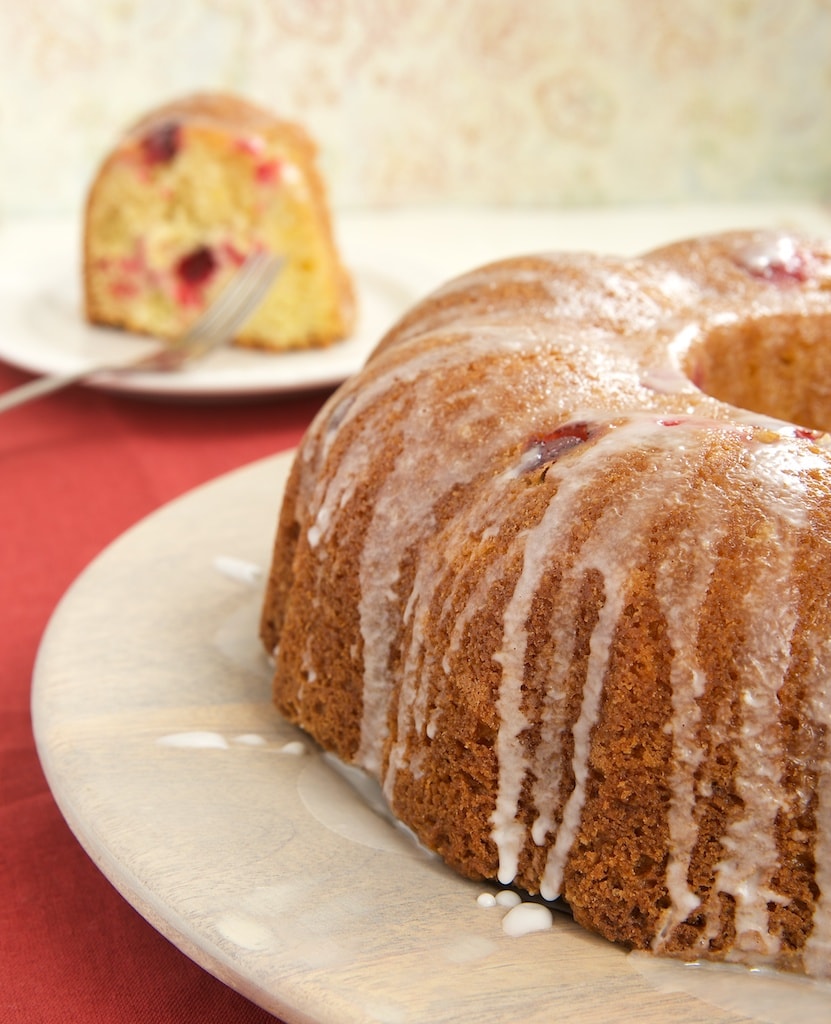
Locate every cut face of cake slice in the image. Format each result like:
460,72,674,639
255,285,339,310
83,93,355,352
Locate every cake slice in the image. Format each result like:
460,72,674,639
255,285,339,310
83,92,355,351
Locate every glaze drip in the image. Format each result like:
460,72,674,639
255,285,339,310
263,231,831,980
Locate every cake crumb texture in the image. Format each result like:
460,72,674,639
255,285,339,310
83,92,355,352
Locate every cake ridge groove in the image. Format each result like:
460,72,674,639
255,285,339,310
260,227,831,978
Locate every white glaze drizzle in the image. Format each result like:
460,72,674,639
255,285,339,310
501,902,554,937
531,417,716,899
716,574,796,962
651,439,815,955
283,241,831,977
157,730,228,749
651,492,725,947
318,397,827,958
347,327,552,773
212,555,263,586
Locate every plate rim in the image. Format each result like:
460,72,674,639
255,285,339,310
29,449,831,1024
0,220,433,400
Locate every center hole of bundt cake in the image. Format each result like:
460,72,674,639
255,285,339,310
685,314,831,433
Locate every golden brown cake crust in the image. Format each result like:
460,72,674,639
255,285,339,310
123,92,318,162
260,228,831,980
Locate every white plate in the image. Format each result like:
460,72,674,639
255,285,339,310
6,203,831,401
0,220,431,399
31,451,831,1024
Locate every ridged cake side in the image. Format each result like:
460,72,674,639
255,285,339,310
260,232,831,978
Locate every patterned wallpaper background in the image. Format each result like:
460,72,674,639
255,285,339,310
2,0,831,219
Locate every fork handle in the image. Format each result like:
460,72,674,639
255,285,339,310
0,366,110,413
0,344,170,414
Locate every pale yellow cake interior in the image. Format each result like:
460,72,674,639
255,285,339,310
84,93,355,351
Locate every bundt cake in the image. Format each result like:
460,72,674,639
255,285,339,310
83,92,355,351
259,228,831,979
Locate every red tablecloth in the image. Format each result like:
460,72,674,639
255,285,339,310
0,359,328,1023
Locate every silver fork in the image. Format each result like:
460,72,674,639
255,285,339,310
0,249,284,414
